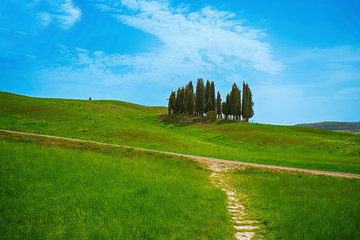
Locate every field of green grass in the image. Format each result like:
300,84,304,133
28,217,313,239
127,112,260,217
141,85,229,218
1,91,360,239
1,91,359,174
1,131,359,239
230,168,360,239
0,133,233,239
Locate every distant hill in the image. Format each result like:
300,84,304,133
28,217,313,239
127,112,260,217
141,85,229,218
296,122,360,134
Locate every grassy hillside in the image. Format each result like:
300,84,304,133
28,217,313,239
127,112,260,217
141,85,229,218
0,133,233,239
1,91,360,174
296,122,360,134
1,130,359,239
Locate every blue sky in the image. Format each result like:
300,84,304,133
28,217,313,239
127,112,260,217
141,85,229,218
1,0,359,125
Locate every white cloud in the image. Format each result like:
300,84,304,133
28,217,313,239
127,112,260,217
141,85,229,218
54,0,82,28
40,1,285,111
95,0,283,75
37,0,81,29
42,0,282,92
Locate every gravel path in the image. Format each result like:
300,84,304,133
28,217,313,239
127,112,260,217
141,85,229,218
1,129,359,179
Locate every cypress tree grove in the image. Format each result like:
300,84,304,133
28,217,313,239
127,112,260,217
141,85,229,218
210,81,216,111
196,78,205,117
216,91,222,118
168,79,254,120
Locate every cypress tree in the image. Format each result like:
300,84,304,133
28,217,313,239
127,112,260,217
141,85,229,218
222,101,228,119
205,80,210,112
186,81,195,116
242,82,247,120
175,87,180,115
236,87,241,120
242,82,254,122
229,83,241,120
216,91,222,118
226,93,230,120
210,81,216,111
205,98,213,114
168,91,175,115
179,87,186,114
229,83,239,119
195,78,205,117
248,85,254,119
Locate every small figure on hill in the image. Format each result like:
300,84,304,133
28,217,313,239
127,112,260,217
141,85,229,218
89,97,92,100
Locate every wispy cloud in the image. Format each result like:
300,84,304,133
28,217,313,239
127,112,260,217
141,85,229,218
41,0,283,96
107,0,283,75
37,0,81,29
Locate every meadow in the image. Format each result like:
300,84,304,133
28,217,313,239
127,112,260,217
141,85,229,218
1,131,359,239
1,91,360,239
0,134,233,239
1,91,359,174
230,168,360,239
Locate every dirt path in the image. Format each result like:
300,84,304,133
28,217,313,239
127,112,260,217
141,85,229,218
1,129,359,179
209,160,261,240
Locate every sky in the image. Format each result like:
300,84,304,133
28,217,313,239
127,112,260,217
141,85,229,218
1,0,359,125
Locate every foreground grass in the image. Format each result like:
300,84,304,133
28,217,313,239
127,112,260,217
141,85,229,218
230,168,360,239
0,136,233,239
1,91,359,174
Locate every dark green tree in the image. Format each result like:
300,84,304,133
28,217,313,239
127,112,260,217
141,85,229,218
229,83,241,119
242,82,254,122
216,91,222,118
179,87,186,114
174,87,181,114
222,101,228,119
195,78,205,117
205,80,211,112
210,81,216,111
226,93,230,119
205,98,213,114
185,81,195,116
236,87,242,120
168,91,175,115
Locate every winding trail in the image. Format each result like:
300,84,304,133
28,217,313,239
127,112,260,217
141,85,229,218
210,168,261,239
1,129,359,179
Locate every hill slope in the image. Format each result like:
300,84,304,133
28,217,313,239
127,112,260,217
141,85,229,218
296,122,360,134
1,91,359,174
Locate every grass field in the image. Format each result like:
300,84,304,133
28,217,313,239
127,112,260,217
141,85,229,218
230,168,360,240
1,91,359,174
1,132,359,239
0,134,234,239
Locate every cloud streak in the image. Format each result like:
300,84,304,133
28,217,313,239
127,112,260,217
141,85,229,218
37,0,81,29
111,0,283,74
43,0,283,94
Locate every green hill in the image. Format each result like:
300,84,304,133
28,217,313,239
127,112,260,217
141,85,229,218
296,122,360,134
1,91,359,174
1,91,360,239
